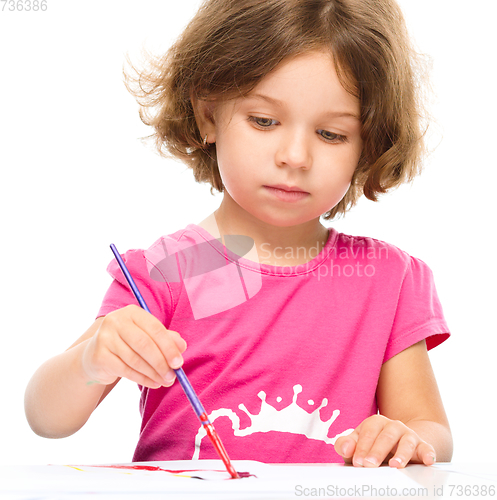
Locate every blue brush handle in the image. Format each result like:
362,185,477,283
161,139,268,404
109,244,209,422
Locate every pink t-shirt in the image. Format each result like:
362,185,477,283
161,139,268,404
97,224,450,463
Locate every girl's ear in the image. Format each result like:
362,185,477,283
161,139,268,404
191,92,217,143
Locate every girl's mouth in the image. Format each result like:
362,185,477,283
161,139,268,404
264,185,310,202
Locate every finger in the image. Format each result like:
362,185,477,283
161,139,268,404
110,329,171,386
421,445,437,466
335,435,358,463
390,440,436,468
119,307,182,378
386,431,421,469
352,416,389,467
171,330,187,353
128,307,186,372
113,321,169,383
361,421,406,468
106,350,164,389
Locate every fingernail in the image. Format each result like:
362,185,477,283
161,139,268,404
365,456,378,466
354,457,363,467
391,457,403,467
342,443,350,456
171,356,183,369
164,370,176,384
428,454,436,464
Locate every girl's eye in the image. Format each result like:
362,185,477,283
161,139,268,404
248,116,348,144
318,130,347,143
248,116,277,128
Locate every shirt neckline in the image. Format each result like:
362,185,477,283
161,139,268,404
186,223,338,276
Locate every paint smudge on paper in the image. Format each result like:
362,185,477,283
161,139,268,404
61,464,256,480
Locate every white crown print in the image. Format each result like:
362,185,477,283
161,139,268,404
192,384,354,459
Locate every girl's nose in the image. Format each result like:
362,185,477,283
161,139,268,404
274,128,312,170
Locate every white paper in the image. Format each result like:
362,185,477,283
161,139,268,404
0,461,495,500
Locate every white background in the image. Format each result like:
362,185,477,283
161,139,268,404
1,0,495,466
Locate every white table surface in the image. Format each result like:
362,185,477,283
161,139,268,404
0,460,495,499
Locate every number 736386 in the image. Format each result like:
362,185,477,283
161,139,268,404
1,0,47,11
447,484,495,497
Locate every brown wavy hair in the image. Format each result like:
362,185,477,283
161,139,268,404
124,0,429,220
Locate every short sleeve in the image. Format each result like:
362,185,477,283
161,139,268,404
96,248,173,326
383,256,450,363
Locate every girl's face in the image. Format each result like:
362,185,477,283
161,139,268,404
202,50,363,228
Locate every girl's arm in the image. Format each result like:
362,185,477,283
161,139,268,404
25,317,114,438
24,306,186,438
335,339,453,467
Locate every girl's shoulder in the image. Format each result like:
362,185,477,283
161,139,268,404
332,229,433,280
334,229,416,261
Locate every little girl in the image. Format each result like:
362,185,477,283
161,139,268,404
25,0,453,467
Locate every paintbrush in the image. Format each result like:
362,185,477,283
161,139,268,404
110,243,240,479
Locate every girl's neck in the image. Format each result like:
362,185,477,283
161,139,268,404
198,195,330,267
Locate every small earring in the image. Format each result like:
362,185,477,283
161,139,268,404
203,134,208,146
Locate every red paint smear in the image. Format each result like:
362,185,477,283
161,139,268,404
90,464,213,473
238,471,256,478
88,464,256,479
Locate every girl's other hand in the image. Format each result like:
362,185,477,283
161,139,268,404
81,305,187,389
334,415,436,468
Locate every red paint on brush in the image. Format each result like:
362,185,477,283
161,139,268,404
203,422,240,479
199,411,240,479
